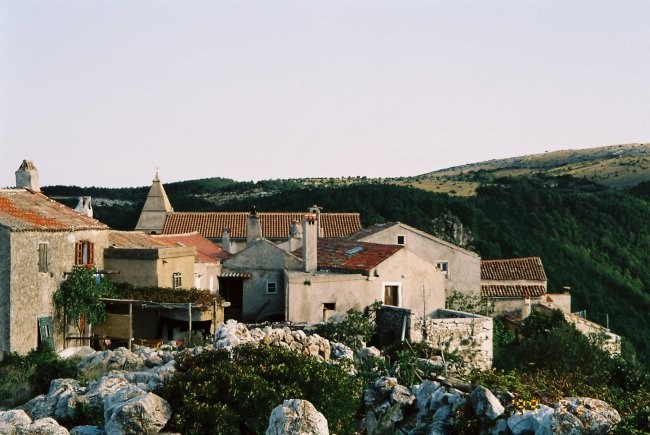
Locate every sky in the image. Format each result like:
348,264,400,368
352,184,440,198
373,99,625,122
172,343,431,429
1,1,649,188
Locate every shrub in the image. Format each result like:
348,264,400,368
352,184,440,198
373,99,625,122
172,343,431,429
314,303,380,350
157,344,363,434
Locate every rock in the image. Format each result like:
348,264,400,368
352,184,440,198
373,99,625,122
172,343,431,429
144,353,164,368
358,346,381,361
151,360,177,381
24,379,86,422
550,410,585,435
82,373,131,409
469,385,504,421
69,426,107,435
556,397,621,434
0,410,32,433
507,405,554,435
266,399,329,435
103,384,148,412
412,380,442,415
330,342,354,360
390,385,416,407
104,392,171,435
374,377,398,394
58,346,96,360
123,372,163,392
27,417,70,434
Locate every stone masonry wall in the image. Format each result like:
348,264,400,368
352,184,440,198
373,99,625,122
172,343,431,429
412,309,493,371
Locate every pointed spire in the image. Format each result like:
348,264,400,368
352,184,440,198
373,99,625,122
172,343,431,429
134,170,173,233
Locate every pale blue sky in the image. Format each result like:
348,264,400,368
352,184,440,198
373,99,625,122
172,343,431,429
2,1,649,188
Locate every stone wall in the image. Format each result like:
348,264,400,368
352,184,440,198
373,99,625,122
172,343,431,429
375,307,493,371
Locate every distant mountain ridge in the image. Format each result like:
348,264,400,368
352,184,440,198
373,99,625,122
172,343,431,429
404,143,650,195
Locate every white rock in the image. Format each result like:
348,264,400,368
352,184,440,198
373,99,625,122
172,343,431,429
0,409,32,432
470,385,505,421
266,399,329,435
104,392,171,435
69,426,107,435
27,417,70,434
58,346,96,360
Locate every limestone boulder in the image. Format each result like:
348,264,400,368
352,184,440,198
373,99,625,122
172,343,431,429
469,385,504,422
0,409,32,433
506,405,554,435
556,397,621,434
24,379,86,422
27,417,70,434
266,399,329,435
58,346,96,360
330,342,354,360
104,392,171,435
69,426,107,435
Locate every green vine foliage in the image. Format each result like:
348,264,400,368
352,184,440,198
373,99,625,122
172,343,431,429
53,266,116,333
112,282,221,308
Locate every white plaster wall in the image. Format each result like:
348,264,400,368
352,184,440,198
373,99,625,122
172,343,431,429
359,225,481,298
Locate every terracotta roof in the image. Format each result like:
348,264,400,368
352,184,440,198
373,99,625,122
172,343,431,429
0,188,109,232
294,239,402,274
481,257,547,281
162,212,362,239
108,231,173,249
153,232,231,262
481,284,547,298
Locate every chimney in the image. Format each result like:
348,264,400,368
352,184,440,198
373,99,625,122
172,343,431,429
308,205,323,237
287,219,302,252
74,196,93,218
522,293,532,319
302,213,318,272
15,160,40,191
246,206,262,243
221,227,232,253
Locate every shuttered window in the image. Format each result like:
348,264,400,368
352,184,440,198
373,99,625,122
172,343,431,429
38,243,49,272
172,272,182,289
75,241,94,265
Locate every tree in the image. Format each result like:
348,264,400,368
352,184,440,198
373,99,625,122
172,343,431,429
53,265,116,336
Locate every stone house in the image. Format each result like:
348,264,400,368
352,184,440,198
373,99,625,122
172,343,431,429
134,174,362,253
218,211,446,324
347,222,481,299
480,257,571,317
1,162,110,356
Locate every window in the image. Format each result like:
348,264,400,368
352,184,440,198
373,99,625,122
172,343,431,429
172,272,182,289
38,243,49,272
382,282,402,307
323,302,336,310
397,235,405,245
436,262,449,279
75,241,94,265
266,282,277,294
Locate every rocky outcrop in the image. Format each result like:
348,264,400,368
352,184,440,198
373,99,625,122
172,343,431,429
214,320,352,361
104,392,171,434
0,410,70,434
266,399,329,435
364,377,621,435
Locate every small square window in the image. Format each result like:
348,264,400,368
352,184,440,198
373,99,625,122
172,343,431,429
267,282,277,294
397,235,405,245
323,302,336,310
172,272,182,289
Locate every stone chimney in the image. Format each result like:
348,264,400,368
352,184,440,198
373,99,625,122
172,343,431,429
522,293,532,319
246,206,262,243
221,227,232,253
287,219,302,252
15,160,40,191
74,196,93,218
308,205,323,237
302,213,318,272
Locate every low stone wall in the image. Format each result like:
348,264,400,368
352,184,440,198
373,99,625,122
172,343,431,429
375,307,493,372
412,309,493,371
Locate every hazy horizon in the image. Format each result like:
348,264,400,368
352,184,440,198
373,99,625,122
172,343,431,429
2,1,649,188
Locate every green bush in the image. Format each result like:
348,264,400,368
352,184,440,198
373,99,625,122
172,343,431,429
314,303,379,350
157,344,363,434
0,344,78,409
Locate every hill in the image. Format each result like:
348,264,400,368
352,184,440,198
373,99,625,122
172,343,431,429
400,143,650,195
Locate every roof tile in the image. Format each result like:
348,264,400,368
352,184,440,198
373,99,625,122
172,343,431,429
481,257,547,281
162,212,362,239
0,188,109,232
294,239,402,274
481,284,547,298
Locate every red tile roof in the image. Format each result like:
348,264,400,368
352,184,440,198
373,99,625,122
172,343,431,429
162,212,362,239
481,284,547,298
0,188,109,232
109,231,174,249
481,257,547,281
294,239,402,274
153,232,231,262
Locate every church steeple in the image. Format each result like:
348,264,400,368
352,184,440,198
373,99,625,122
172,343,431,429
134,171,173,234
